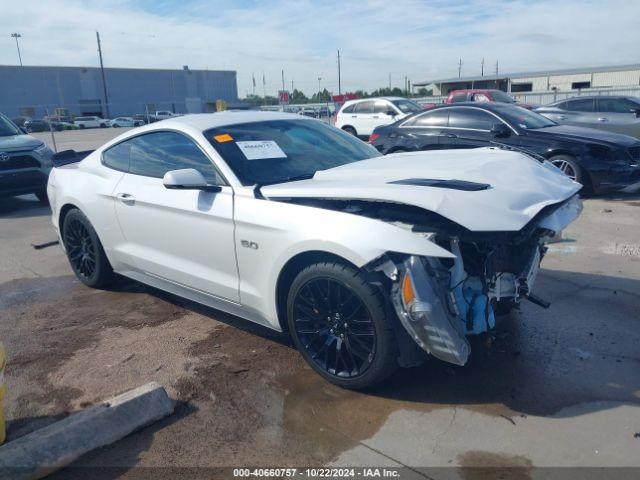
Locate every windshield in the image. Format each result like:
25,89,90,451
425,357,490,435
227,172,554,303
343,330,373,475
0,114,21,137
496,105,557,129
206,119,381,185
392,99,422,113
490,91,517,103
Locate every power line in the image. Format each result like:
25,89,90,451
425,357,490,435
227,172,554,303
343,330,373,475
96,31,110,118
11,33,22,66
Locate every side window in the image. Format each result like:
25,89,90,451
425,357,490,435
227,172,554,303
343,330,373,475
450,92,468,103
598,98,639,113
342,104,355,114
102,141,132,172
565,99,594,112
554,101,569,111
354,101,374,114
374,101,393,114
128,131,223,184
407,109,449,127
472,93,490,102
448,108,496,130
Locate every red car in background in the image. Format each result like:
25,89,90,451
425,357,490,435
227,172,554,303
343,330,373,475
445,89,536,109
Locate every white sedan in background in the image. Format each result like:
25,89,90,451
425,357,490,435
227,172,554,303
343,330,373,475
108,117,143,128
47,112,582,388
73,116,109,129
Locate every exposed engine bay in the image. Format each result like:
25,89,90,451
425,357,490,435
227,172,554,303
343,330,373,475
279,194,583,367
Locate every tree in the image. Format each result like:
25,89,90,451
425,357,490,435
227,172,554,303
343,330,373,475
291,89,309,104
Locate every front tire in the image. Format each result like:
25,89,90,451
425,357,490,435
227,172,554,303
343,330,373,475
62,209,114,288
549,155,584,185
287,261,398,389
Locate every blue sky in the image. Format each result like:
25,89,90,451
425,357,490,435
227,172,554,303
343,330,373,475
1,0,639,97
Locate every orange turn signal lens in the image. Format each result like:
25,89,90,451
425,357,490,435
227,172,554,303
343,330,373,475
401,272,416,307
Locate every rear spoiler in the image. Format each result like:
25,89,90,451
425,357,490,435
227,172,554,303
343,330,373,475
52,149,94,167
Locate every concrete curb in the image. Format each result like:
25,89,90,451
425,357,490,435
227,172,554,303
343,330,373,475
0,381,174,480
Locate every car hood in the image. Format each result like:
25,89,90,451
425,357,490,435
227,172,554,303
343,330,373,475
0,134,42,151
261,147,581,232
529,124,640,147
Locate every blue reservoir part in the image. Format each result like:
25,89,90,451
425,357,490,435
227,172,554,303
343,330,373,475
452,280,496,335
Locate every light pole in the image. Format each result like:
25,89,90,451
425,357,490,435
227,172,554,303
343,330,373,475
11,33,22,66
317,76,322,99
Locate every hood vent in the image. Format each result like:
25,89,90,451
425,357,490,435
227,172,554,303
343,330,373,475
388,178,491,191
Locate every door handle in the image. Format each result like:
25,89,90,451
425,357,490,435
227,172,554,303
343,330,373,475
351,115,357,118
116,193,135,205
445,133,458,138
373,115,379,119
557,115,566,120
597,117,609,122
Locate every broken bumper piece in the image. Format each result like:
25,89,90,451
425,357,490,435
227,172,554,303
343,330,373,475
391,255,470,366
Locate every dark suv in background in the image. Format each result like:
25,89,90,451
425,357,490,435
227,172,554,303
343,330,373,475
369,103,640,193
0,113,55,202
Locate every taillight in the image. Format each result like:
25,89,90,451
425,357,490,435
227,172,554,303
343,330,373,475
368,133,380,143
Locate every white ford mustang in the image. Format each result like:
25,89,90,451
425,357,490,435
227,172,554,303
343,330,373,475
47,111,582,388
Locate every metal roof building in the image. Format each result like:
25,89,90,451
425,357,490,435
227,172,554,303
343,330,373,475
0,65,239,119
415,64,640,96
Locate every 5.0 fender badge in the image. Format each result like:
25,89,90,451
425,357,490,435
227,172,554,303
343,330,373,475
241,240,259,250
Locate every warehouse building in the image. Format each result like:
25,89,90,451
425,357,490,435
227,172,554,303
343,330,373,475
415,63,640,97
0,64,239,119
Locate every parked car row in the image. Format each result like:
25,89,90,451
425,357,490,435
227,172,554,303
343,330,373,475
10,110,179,133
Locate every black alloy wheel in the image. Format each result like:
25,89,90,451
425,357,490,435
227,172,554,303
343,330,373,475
287,261,398,389
62,209,114,288
64,217,97,280
293,277,376,378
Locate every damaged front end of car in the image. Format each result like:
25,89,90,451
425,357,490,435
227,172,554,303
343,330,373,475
367,194,583,367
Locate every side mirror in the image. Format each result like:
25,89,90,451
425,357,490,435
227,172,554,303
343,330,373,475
632,108,640,118
163,168,222,192
386,110,397,117
490,123,511,137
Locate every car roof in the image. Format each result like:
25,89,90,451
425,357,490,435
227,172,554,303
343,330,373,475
146,111,311,130
551,95,638,103
342,97,407,107
450,89,501,94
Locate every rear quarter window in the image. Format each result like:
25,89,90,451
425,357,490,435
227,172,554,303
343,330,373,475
102,141,132,172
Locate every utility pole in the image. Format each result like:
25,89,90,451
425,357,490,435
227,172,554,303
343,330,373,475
458,59,462,78
495,60,499,75
11,33,22,66
317,76,322,99
281,69,285,92
291,80,294,91
404,76,408,96
481,58,485,76
337,49,342,96
96,32,110,118
262,71,266,101
388,73,391,89
252,73,256,95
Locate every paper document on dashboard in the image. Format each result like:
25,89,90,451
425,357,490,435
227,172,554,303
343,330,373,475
236,140,287,160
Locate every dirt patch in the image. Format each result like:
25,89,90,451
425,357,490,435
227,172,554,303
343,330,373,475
48,313,217,410
457,451,532,480
0,275,189,437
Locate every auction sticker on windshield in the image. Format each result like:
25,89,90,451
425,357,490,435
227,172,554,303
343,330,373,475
236,140,287,160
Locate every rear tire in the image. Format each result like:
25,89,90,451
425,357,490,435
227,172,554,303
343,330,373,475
342,126,357,137
62,209,115,288
287,260,398,389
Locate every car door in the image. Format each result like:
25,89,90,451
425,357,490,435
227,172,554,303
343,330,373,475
397,109,449,150
559,98,598,127
443,107,496,148
595,97,640,137
110,130,240,302
352,100,376,135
